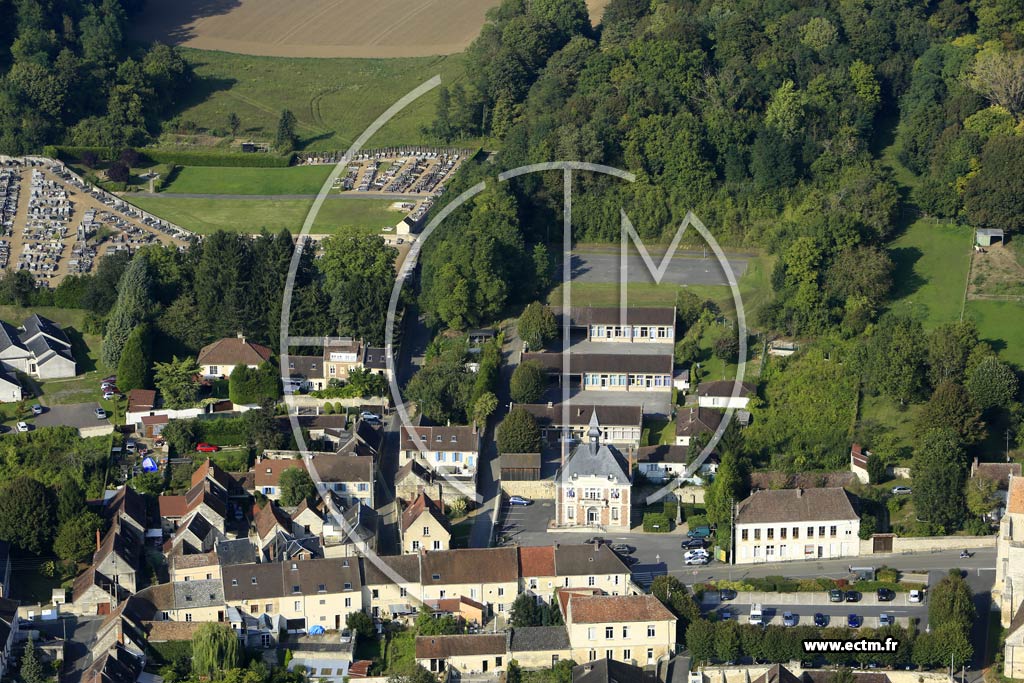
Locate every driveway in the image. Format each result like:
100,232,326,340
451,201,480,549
33,402,111,430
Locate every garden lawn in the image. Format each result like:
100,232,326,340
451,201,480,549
127,196,402,235
160,165,333,195
887,219,973,328
964,299,1024,369
167,49,476,151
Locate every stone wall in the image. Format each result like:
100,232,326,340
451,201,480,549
858,534,995,555
500,480,556,499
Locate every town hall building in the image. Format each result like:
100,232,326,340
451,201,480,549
555,413,631,531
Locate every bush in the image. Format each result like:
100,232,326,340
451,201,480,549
643,512,672,532
687,514,709,528
142,149,294,167
228,362,280,405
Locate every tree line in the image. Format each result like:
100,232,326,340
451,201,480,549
0,0,192,153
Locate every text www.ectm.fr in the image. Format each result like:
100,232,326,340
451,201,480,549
803,639,900,653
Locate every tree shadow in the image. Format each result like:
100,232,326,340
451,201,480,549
132,0,244,46
164,74,238,122
300,131,337,149
887,246,925,300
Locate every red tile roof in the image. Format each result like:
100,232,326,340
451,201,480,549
518,546,555,577
1009,476,1024,515
401,491,452,534
158,495,188,518
254,458,307,488
127,389,156,413
198,337,273,368
567,594,675,624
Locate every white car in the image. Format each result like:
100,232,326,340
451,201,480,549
16,422,29,432
892,486,912,495
95,408,107,420
909,589,923,603
684,555,709,566
359,411,381,423
684,549,709,560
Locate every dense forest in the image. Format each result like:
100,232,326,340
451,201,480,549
420,0,1024,335
0,0,191,153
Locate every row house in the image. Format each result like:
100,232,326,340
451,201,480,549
517,403,643,448
734,487,861,564
308,453,375,508
559,307,677,345
221,557,363,633
522,352,674,393
518,543,634,600
400,490,452,554
400,424,480,481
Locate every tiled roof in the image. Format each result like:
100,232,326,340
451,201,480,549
401,491,452,534
501,452,541,469
361,554,421,585
1009,476,1024,515
675,406,722,438
255,502,293,540
144,620,205,642
158,495,188,518
192,458,237,491
749,471,856,490
216,539,258,566
567,593,675,624
751,664,803,683
736,487,859,524
198,337,273,367
559,306,676,327
415,634,507,659
518,546,555,577
510,625,570,652
171,551,217,571
420,547,518,585
173,578,223,608
635,445,689,464
554,544,630,577
697,379,756,397
573,658,659,683
522,352,673,375
401,425,478,452
254,458,307,488
517,403,643,428
309,454,373,483
127,389,156,413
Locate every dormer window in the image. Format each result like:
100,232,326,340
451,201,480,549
435,436,442,443
291,563,298,570
185,595,192,601
231,579,238,586
432,573,440,580
292,585,300,594
451,436,457,443
344,582,352,590
318,584,326,593
251,577,257,585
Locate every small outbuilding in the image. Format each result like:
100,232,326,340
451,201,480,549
976,228,1005,247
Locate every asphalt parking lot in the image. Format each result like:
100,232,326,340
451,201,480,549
702,592,928,629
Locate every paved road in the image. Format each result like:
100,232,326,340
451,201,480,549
131,191,419,201
570,250,749,286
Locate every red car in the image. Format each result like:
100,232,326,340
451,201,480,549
196,443,220,453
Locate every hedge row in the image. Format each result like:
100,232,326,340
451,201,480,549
642,512,672,532
43,145,295,168
196,416,250,447
708,575,907,593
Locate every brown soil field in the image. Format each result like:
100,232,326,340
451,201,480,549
132,0,610,58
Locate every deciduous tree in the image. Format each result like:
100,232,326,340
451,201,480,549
510,360,546,404
496,407,541,454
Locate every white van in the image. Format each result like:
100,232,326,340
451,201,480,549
749,604,763,625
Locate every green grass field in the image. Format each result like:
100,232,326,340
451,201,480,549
886,219,973,328
964,299,1024,368
169,49,476,151
161,165,333,195
128,196,403,235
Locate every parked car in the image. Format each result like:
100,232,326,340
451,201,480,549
681,538,706,549
829,589,845,602
125,440,136,453
719,609,733,620
94,408,107,419
611,543,635,555
783,612,797,627
879,613,893,626
154,438,166,448
814,613,828,627
719,589,738,601
687,525,712,539
684,555,709,566
877,588,895,602
31,404,43,415
892,486,912,495
684,548,709,560
847,614,863,628
102,391,119,400
359,411,381,422
339,629,352,644
16,421,29,432
845,590,861,603
102,375,117,384
196,443,220,453
584,537,609,546
909,589,924,603
508,495,533,506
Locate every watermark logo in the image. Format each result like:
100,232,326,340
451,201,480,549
277,79,747,602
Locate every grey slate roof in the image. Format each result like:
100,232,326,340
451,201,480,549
174,578,224,609
635,444,689,464
572,658,660,683
554,544,630,577
559,306,676,327
0,321,26,352
517,403,643,429
342,503,378,544
216,538,258,566
509,625,570,652
559,426,630,486
361,554,421,585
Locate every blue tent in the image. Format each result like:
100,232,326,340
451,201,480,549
141,457,158,473
308,625,325,635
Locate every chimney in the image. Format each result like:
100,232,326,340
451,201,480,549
96,528,101,552
797,488,803,498
547,401,553,408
